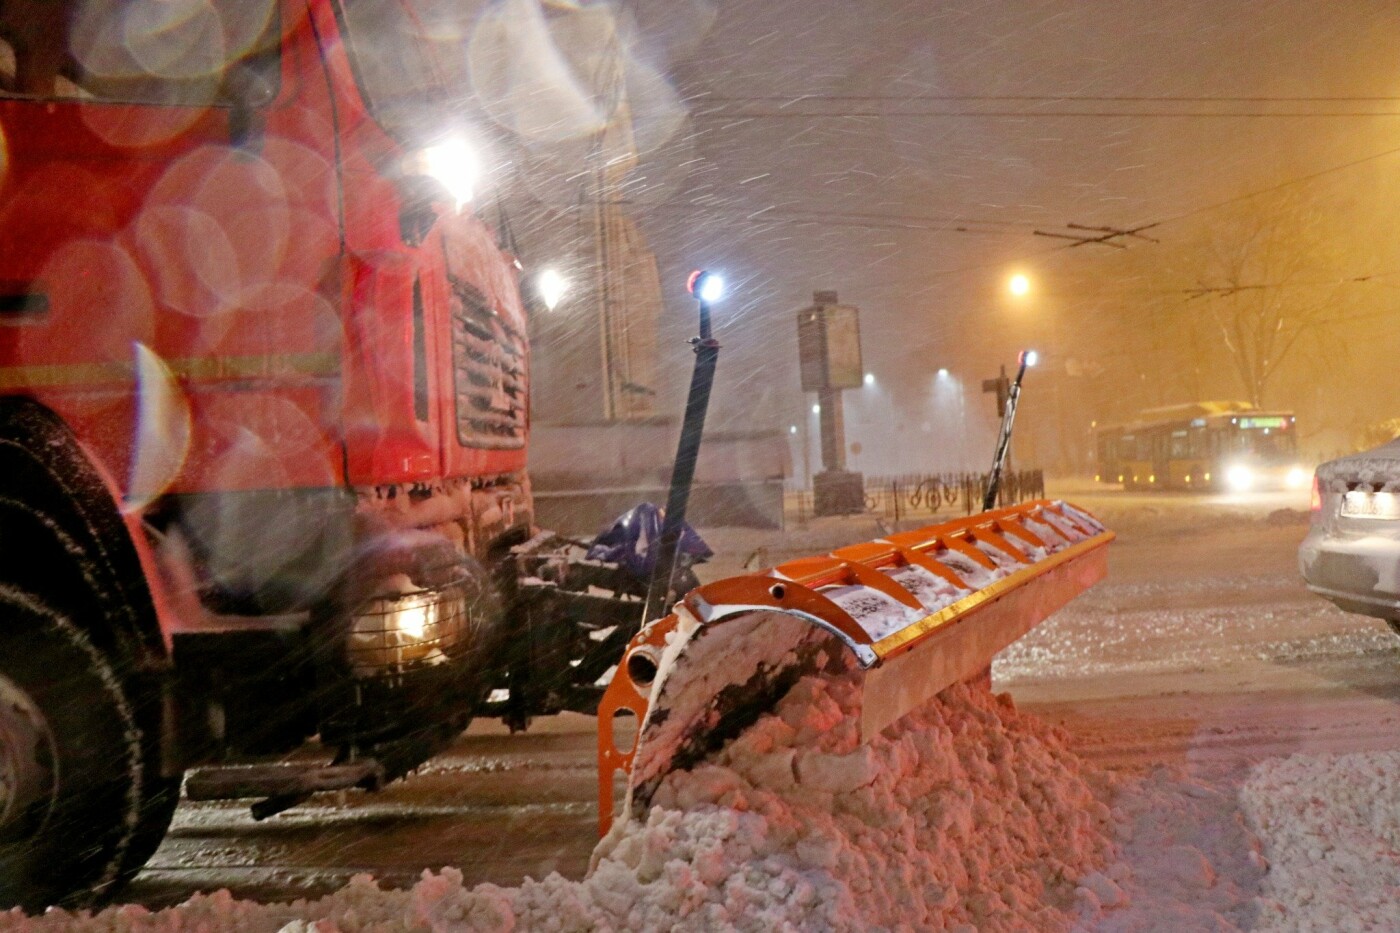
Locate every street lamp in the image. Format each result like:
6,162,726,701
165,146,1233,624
1003,271,1074,473
934,368,967,469
643,270,725,623
537,268,568,311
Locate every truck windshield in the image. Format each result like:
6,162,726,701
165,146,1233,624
336,0,468,139
0,0,278,106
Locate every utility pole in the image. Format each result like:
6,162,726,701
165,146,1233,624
983,367,1012,417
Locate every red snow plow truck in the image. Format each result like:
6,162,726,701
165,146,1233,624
0,0,1113,912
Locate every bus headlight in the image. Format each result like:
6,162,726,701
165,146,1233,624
1286,466,1309,489
1225,464,1254,492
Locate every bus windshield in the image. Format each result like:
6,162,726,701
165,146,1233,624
1238,425,1297,463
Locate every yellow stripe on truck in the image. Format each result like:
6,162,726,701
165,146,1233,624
0,352,341,390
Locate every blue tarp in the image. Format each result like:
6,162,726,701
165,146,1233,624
586,503,712,581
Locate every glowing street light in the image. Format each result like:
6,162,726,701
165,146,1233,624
1008,272,1031,297
1022,349,1039,368
537,268,568,311
932,367,968,469
863,372,876,387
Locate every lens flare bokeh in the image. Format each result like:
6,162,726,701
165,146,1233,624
126,342,192,513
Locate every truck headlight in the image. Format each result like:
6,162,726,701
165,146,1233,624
1286,466,1309,489
405,135,478,211
347,583,470,677
1225,464,1254,492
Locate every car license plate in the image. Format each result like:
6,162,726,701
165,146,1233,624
1341,491,1400,520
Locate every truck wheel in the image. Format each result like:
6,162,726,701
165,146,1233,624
0,588,152,912
114,772,181,896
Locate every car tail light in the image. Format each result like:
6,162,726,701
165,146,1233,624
1309,475,1322,515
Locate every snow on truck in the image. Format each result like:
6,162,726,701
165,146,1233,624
0,0,1114,913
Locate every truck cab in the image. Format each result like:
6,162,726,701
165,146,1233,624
0,0,535,909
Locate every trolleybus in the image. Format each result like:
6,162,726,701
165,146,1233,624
1095,402,1309,492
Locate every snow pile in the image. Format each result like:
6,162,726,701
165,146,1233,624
3,679,1118,932
1240,749,1400,930
599,678,1115,930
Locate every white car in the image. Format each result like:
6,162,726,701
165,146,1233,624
1300,438,1400,629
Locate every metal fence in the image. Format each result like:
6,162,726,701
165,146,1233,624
787,469,1045,526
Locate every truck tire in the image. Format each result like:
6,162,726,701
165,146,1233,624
0,587,160,912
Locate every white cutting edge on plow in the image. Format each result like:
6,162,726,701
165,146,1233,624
597,499,1114,834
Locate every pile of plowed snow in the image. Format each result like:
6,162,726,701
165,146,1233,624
1242,749,1400,930
3,676,1122,932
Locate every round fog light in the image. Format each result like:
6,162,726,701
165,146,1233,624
348,584,470,676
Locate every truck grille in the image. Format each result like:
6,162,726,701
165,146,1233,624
450,275,526,449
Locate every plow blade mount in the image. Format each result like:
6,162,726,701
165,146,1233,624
597,499,1114,835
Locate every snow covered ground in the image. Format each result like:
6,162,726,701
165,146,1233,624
10,487,1400,929
0,677,1203,930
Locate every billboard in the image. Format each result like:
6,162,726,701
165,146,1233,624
798,300,863,391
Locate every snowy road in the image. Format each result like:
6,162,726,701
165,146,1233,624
1005,489,1400,783
124,487,1400,913
127,721,602,907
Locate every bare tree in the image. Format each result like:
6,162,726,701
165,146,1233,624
1071,244,1204,420
1182,189,1351,408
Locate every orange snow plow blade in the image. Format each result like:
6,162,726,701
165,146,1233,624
597,499,1113,835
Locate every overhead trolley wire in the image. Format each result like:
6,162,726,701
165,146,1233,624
1151,143,1400,226
689,93,1400,117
